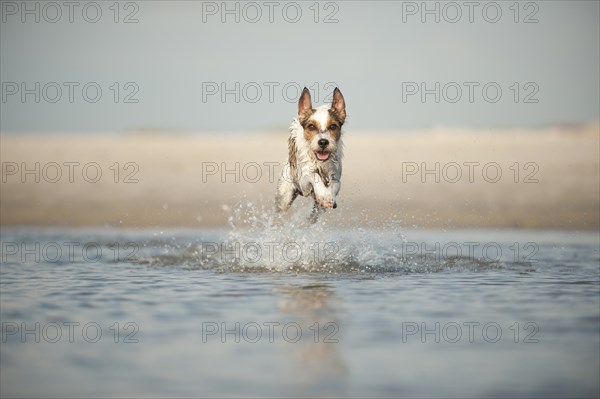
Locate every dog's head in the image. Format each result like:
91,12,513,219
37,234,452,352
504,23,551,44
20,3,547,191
297,87,346,162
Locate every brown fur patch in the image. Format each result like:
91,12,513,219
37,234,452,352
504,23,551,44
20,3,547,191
298,111,316,128
298,88,313,117
326,110,344,141
317,166,330,187
303,119,321,142
287,135,298,179
331,88,346,121
328,109,345,124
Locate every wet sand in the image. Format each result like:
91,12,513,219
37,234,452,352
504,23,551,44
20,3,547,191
1,124,598,229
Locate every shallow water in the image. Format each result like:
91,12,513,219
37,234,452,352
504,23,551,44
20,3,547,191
1,223,599,398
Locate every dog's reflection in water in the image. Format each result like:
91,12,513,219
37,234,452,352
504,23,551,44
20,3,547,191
275,283,348,389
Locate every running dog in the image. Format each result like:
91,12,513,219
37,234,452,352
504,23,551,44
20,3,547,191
275,87,346,223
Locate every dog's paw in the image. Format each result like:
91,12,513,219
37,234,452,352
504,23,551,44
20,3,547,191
316,196,336,209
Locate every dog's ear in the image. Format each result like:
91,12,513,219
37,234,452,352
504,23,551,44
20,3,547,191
331,88,346,121
298,87,313,116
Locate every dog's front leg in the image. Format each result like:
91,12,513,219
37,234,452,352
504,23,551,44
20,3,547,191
275,177,298,212
298,174,314,197
330,177,341,208
312,174,336,209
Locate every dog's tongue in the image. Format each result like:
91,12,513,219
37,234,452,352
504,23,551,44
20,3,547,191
316,151,330,161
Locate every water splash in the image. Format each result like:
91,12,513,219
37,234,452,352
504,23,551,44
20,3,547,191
174,198,501,274
131,197,514,274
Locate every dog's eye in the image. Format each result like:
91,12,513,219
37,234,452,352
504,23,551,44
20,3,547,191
307,124,316,131
329,124,338,131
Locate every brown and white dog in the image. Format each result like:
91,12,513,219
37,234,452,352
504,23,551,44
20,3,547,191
275,87,346,223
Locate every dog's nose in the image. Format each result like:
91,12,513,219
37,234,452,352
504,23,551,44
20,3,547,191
318,139,329,148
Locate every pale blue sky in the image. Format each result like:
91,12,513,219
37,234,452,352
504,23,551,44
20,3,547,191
1,0,598,132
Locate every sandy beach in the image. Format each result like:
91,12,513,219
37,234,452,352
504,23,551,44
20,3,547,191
1,125,598,230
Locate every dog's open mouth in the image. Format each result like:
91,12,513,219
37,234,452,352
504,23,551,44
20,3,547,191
315,150,330,161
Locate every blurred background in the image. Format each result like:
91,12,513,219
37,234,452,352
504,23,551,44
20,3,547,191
1,1,599,131
1,0,599,229
1,3,600,399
